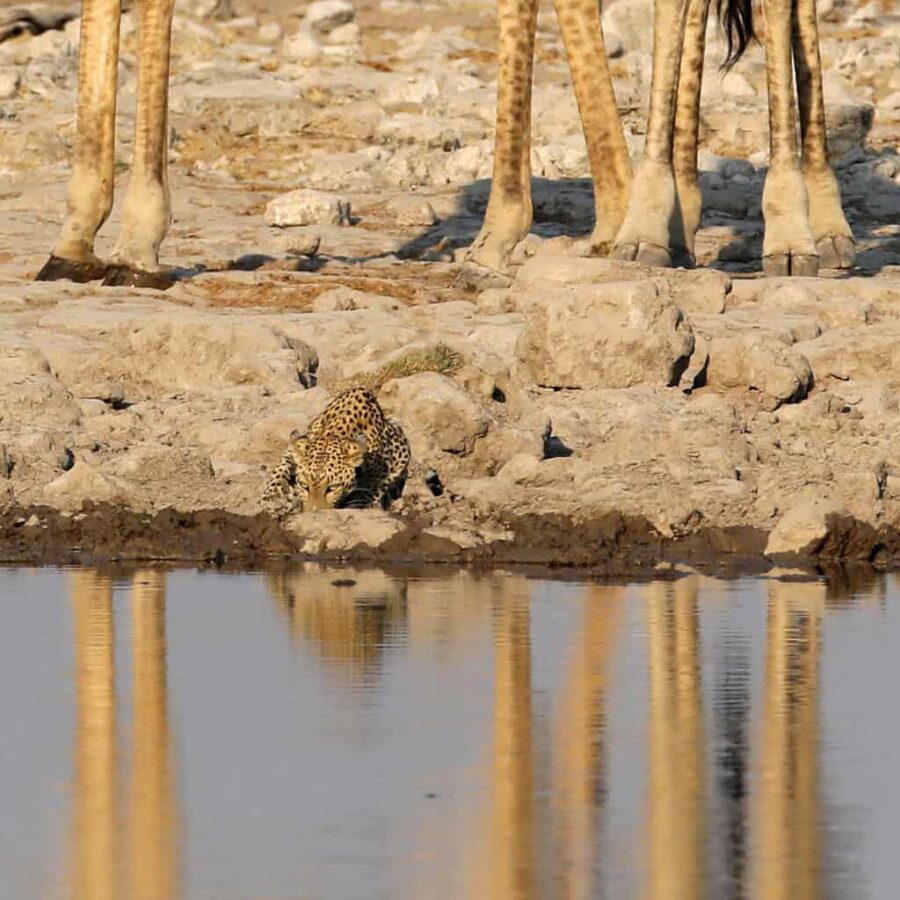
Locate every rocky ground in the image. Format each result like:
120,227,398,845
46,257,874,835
0,0,898,569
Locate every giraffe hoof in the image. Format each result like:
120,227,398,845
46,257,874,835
35,254,107,283
101,265,175,290
611,242,671,268
671,247,697,270
816,235,856,270
763,253,819,278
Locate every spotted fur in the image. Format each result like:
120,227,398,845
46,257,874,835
260,388,410,518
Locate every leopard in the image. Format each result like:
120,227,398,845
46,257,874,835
260,387,410,518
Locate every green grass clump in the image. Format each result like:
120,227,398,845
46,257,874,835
339,342,463,393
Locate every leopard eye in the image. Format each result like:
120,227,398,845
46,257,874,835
296,481,310,491
324,484,339,495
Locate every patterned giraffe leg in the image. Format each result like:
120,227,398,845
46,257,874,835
792,0,855,269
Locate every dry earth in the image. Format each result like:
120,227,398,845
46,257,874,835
0,0,899,569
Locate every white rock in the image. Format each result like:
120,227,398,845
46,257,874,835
265,189,351,227
765,497,843,557
325,22,360,45
602,24,624,59
0,67,19,100
311,287,401,312
282,27,323,61
380,75,439,106
384,195,438,226
304,0,355,35
258,21,284,43
42,461,136,512
515,266,695,390
380,373,490,460
283,509,404,553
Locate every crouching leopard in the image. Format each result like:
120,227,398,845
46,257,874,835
260,388,410,517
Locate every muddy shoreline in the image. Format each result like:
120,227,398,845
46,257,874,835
3,503,897,579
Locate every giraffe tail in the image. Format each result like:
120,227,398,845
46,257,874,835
718,0,756,70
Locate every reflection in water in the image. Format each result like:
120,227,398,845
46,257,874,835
128,572,179,900
752,581,822,900
714,629,751,899
644,579,706,900
3,566,885,898
485,584,534,900
68,570,179,900
551,587,623,899
266,567,408,683
70,571,117,900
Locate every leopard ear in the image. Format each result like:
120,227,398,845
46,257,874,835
347,433,367,466
290,433,309,457
289,429,306,442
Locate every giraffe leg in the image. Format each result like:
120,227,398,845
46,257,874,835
612,0,692,268
468,0,538,273
792,0,855,269
671,0,713,268
104,0,176,289
36,0,121,283
760,0,817,277
553,0,632,253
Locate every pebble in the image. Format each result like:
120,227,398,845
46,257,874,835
282,27,323,62
0,68,18,100
305,0,355,35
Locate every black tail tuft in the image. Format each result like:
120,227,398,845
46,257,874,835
718,0,755,70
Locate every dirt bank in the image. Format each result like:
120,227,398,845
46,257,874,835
3,502,900,580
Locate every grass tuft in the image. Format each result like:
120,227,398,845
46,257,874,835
337,342,463,393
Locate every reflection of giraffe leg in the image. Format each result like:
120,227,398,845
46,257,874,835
671,0,713,267
753,584,822,900
553,587,624,898
468,0,538,272
129,571,179,900
488,589,534,898
760,0,818,276
645,578,706,899
791,0,855,269
70,570,117,900
613,0,692,267
553,0,632,254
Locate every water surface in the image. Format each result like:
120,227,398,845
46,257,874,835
0,565,897,899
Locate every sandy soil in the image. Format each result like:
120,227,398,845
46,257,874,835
0,0,899,569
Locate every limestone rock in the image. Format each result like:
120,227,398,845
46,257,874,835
379,373,490,461
383,195,438,226
765,497,844,557
0,67,19,99
42,461,137,512
795,323,900,383
700,319,813,407
265,189,351,227
304,0,355,35
258,21,284,43
0,339,81,428
282,27,323,61
43,310,319,400
282,508,404,554
311,287,401,313
516,276,695,390
511,255,730,315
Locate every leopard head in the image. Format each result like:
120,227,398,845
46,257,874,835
290,431,367,511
